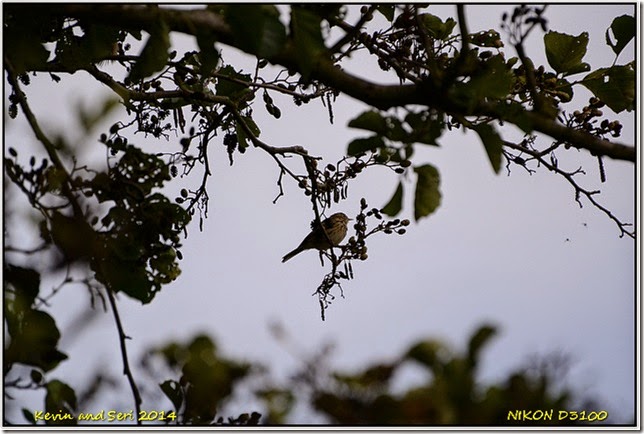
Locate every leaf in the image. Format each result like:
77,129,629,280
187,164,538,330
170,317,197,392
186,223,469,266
5,265,40,306
97,258,154,303
56,24,123,70
235,116,260,152
5,309,68,371
215,65,252,100
377,5,395,22
581,65,635,113
290,7,326,79
128,19,171,81
226,5,287,59
605,15,635,58
160,380,184,412
467,324,496,368
472,123,503,173
419,13,456,40
469,29,504,48
45,380,77,425
413,164,441,221
543,31,591,76
452,55,515,107
50,212,96,261
3,12,50,73
22,408,36,425
347,136,385,156
406,339,448,371
381,182,404,217
348,111,388,135
196,32,220,75
405,111,443,146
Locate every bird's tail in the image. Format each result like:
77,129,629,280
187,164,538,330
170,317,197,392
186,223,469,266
281,247,302,263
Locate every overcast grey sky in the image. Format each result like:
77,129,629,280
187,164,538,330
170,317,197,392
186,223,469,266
3,3,638,425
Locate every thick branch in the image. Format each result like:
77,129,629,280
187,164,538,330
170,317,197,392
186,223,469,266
516,110,635,162
55,4,635,162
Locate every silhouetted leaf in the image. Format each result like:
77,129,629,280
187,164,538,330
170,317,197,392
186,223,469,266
544,31,590,76
160,380,184,412
5,309,67,371
472,123,503,173
581,64,635,113
419,13,456,40
348,111,388,135
128,20,170,81
347,136,385,156
226,5,286,59
290,7,326,79
45,380,77,425
377,5,395,22
605,15,635,58
467,324,497,368
22,408,37,425
381,182,404,217
413,164,441,221
196,32,220,75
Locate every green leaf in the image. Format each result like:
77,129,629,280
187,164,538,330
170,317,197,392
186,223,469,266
56,25,123,70
3,11,50,73
381,182,404,217
97,258,154,303
226,5,287,59
377,5,395,22
5,265,40,306
128,19,171,81
581,64,635,113
405,111,443,146
347,136,385,156
290,7,326,79
5,309,68,371
349,111,415,144
544,31,591,76
215,65,252,100
45,380,77,425
235,116,260,152
196,32,220,75
467,324,496,368
419,13,456,40
406,339,448,371
605,15,635,58
50,212,96,261
452,55,514,107
469,29,504,48
472,123,503,173
160,380,184,412
413,164,441,221
22,408,37,425
348,111,388,135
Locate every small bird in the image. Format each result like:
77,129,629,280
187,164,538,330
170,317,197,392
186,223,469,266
282,213,351,263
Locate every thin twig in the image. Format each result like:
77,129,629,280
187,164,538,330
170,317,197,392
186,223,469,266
503,140,634,239
105,287,142,424
4,57,84,219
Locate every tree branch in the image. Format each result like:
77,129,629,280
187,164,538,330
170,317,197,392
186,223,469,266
502,140,634,239
4,57,85,219
105,287,142,424
54,4,635,162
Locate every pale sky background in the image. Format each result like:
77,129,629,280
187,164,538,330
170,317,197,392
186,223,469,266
3,3,638,425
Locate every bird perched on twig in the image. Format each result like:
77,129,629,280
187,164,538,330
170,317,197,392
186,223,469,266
282,213,351,263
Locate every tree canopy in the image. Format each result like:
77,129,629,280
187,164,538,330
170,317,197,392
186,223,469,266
3,3,636,426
